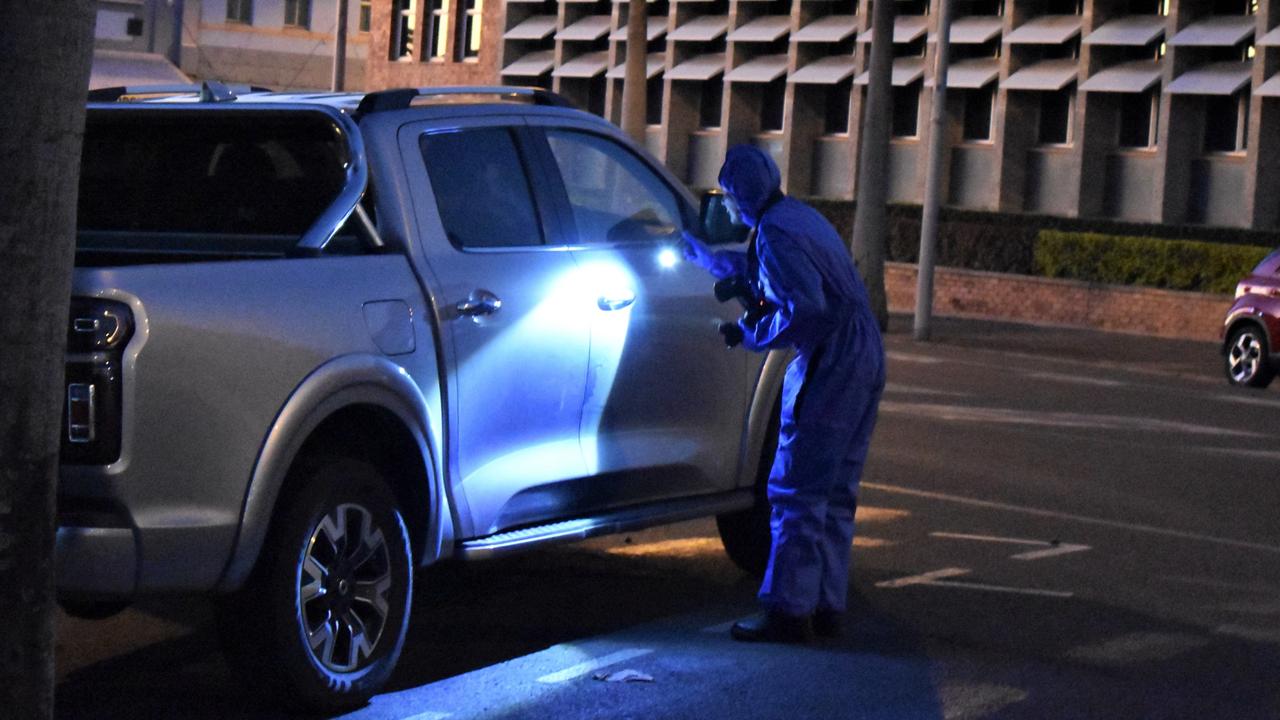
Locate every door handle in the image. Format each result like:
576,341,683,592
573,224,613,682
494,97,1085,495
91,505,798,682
456,290,502,318
598,291,635,311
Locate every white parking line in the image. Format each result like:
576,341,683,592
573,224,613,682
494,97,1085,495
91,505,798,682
876,567,971,588
864,481,1280,556
1024,371,1127,387
884,382,972,398
535,648,653,684
886,351,945,365
1012,544,1091,561
930,532,1091,561
876,567,1072,597
1216,624,1280,644
927,579,1074,598
401,712,452,720
1212,393,1280,409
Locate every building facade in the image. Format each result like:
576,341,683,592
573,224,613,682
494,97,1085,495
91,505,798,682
182,1,373,89
444,0,1278,230
101,1,1280,230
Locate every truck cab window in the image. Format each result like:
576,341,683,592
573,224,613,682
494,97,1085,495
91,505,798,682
544,129,684,245
419,128,545,249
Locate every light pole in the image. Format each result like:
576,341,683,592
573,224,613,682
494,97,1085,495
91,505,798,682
913,0,955,341
332,0,350,91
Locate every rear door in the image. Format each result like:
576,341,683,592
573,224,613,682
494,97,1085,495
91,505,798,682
401,116,590,537
525,120,749,502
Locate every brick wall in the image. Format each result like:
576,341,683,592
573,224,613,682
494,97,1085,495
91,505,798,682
885,262,1232,343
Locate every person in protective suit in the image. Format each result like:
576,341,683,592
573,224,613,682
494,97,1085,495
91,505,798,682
684,145,885,643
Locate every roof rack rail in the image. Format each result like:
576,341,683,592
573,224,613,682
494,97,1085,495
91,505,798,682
355,86,575,116
87,81,273,103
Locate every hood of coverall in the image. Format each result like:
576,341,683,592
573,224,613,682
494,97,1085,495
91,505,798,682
717,145,782,229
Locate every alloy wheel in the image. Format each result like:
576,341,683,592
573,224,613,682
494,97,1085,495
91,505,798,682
298,502,393,673
1229,331,1263,384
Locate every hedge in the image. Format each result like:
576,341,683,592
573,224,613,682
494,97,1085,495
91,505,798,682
1033,230,1273,295
803,199,1279,293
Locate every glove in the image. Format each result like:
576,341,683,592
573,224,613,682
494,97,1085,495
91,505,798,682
719,321,744,348
681,230,715,271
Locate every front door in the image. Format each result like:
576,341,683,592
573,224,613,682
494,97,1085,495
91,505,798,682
402,117,589,537
528,123,749,502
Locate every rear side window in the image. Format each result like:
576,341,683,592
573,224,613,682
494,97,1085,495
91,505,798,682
544,130,684,245
78,110,347,238
419,128,544,249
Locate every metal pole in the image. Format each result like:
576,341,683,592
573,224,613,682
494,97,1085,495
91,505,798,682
913,0,954,341
332,0,350,91
168,0,185,66
620,0,649,143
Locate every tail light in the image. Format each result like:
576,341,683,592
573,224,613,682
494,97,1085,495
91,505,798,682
61,299,134,465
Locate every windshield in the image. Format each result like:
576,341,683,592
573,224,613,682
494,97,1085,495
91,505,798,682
77,109,348,249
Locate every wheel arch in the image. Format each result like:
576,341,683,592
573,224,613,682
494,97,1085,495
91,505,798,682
1223,312,1272,356
217,354,451,593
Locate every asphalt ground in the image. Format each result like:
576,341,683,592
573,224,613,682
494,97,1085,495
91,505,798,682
54,315,1280,719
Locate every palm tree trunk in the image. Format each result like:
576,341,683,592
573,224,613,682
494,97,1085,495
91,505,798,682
0,4,96,718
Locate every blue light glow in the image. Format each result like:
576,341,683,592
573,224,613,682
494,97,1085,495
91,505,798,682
657,248,679,269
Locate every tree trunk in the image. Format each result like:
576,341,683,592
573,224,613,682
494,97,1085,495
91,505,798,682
0,4,97,719
851,0,895,331
620,0,649,143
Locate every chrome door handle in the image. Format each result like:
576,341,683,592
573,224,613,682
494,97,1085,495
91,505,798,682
456,290,502,317
598,292,635,311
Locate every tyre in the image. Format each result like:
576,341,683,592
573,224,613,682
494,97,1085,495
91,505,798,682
218,457,413,713
1226,324,1275,389
717,407,779,578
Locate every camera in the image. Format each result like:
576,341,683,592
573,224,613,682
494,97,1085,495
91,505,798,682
714,274,771,326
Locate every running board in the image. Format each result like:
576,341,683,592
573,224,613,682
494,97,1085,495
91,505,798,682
457,490,755,561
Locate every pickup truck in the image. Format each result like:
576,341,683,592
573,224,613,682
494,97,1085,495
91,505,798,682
60,83,784,711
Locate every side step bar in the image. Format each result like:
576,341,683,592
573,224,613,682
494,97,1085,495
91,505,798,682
457,490,756,561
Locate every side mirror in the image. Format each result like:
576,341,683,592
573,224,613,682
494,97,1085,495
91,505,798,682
700,190,749,245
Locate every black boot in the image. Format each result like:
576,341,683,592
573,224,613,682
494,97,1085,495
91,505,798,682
812,609,844,638
730,610,814,644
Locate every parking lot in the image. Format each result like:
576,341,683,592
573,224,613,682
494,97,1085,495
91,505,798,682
56,316,1280,719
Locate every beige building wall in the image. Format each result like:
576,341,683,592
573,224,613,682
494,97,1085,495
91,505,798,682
184,0,371,90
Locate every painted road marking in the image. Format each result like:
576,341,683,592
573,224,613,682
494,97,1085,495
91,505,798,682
857,505,911,522
884,382,972,398
876,567,1072,597
402,712,452,720
1194,445,1280,462
876,567,971,588
1216,624,1280,644
939,683,1028,720
878,401,1266,439
536,648,653,684
1024,371,1127,387
930,532,1091,560
1067,632,1208,665
886,351,945,365
928,579,1074,598
864,481,1280,556
1212,393,1280,409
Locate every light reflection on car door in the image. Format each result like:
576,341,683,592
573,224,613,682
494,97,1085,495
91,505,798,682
402,118,590,537
529,123,749,504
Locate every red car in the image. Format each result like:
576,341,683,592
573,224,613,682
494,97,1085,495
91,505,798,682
1222,249,1280,388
